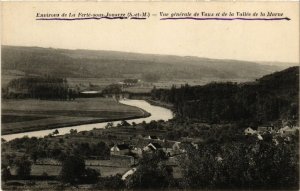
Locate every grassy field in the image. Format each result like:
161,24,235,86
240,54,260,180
2,73,251,94
10,164,130,177
1,98,147,135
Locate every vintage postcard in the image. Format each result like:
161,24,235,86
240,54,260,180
1,2,299,190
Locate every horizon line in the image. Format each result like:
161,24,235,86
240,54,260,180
1,44,298,65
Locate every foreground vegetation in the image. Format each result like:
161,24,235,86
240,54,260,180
2,119,298,190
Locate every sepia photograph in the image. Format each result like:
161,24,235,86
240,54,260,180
1,2,299,190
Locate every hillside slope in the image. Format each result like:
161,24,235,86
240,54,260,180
2,45,286,80
152,66,299,125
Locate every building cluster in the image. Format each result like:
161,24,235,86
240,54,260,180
244,125,299,142
111,136,197,156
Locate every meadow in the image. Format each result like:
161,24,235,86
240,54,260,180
1,98,146,135
10,164,130,177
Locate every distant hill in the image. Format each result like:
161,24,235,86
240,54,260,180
1,45,288,81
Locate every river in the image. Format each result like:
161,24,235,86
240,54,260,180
1,99,173,142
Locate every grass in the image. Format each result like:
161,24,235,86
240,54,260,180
2,115,48,123
88,166,130,177
1,98,147,135
10,164,130,177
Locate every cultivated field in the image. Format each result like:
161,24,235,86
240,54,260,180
10,164,130,177
1,98,147,135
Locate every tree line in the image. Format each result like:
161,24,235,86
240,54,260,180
3,76,77,100
151,67,299,126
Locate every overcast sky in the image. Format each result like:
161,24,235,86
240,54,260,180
2,2,299,65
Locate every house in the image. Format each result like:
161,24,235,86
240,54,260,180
103,92,130,100
123,79,139,87
131,147,143,156
110,144,131,155
172,141,198,154
179,137,203,145
190,142,199,149
284,136,292,142
257,126,273,134
145,135,160,140
216,155,223,162
79,90,102,98
164,148,174,157
278,126,299,136
272,138,279,145
172,142,181,151
172,142,185,155
143,143,163,152
117,82,126,86
257,134,263,140
244,127,257,135
172,142,185,154
122,168,137,180
161,141,176,157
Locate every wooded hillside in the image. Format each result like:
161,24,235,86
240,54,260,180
151,67,299,126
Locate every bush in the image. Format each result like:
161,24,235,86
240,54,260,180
94,174,125,189
59,155,85,184
15,156,32,179
1,166,11,182
83,168,100,184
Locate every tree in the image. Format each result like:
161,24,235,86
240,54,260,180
126,152,174,189
69,129,77,135
59,155,85,184
15,156,32,179
1,166,11,182
105,122,114,129
94,174,125,189
102,84,122,94
121,120,130,126
179,138,299,189
83,168,100,184
53,129,59,135
5,76,71,100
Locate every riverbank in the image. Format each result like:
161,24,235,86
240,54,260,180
2,99,173,141
1,98,150,135
1,113,151,136
145,99,174,110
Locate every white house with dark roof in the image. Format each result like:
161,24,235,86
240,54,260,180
145,135,160,140
257,126,273,134
257,134,263,141
244,127,257,135
172,142,186,155
143,142,163,152
110,144,131,155
278,126,299,136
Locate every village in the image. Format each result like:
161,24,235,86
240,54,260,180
244,125,299,142
2,113,299,188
